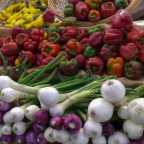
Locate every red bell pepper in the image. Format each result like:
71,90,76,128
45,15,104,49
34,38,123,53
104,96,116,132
88,10,101,22
31,28,45,42
8,56,16,66
15,33,29,45
40,41,61,57
65,39,83,57
36,54,53,66
19,51,36,64
128,26,144,43
104,28,124,45
23,39,37,52
1,42,18,56
86,57,104,74
77,28,88,40
101,1,117,18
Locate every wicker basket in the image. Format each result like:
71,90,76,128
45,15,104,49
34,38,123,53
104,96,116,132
48,0,144,27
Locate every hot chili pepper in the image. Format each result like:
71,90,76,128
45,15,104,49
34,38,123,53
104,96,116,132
31,28,45,42
101,1,117,18
107,57,124,77
15,33,29,45
84,45,96,57
1,42,18,56
19,51,36,64
65,39,83,57
115,0,128,9
88,10,101,22
41,42,61,57
23,39,37,52
64,4,74,17
48,32,60,43
86,57,104,74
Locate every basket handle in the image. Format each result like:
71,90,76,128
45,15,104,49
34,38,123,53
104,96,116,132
127,0,144,19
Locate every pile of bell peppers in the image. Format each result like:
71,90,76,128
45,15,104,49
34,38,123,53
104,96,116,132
64,0,130,22
0,10,144,80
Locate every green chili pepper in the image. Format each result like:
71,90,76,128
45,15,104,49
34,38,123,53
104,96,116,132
64,4,74,17
84,46,96,57
115,0,128,9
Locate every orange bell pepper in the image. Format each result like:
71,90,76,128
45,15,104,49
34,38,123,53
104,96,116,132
107,57,124,77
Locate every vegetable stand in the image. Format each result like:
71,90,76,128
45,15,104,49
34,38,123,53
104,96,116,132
0,0,144,144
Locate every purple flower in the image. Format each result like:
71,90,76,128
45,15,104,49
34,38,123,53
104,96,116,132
50,116,64,130
34,110,49,125
63,114,82,133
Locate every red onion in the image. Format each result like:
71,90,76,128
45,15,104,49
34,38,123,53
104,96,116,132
34,110,49,125
50,116,64,130
1,135,13,143
15,134,25,144
25,131,38,144
32,122,47,134
63,114,82,133
0,101,11,112
37,133,48,144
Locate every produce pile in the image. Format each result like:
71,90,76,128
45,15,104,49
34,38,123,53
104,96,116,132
64,0,131,22
0,72,144,144
0,10,144,80
0,0,144,144
0,0,50,29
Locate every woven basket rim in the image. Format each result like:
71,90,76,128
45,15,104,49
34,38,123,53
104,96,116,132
48,0,143,27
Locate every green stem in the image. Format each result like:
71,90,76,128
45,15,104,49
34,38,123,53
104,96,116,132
19,52,66,84
11,81,38,94
31,68,58,86
60,90,96,113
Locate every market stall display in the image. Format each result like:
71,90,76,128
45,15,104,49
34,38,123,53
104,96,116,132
0,0,143,144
